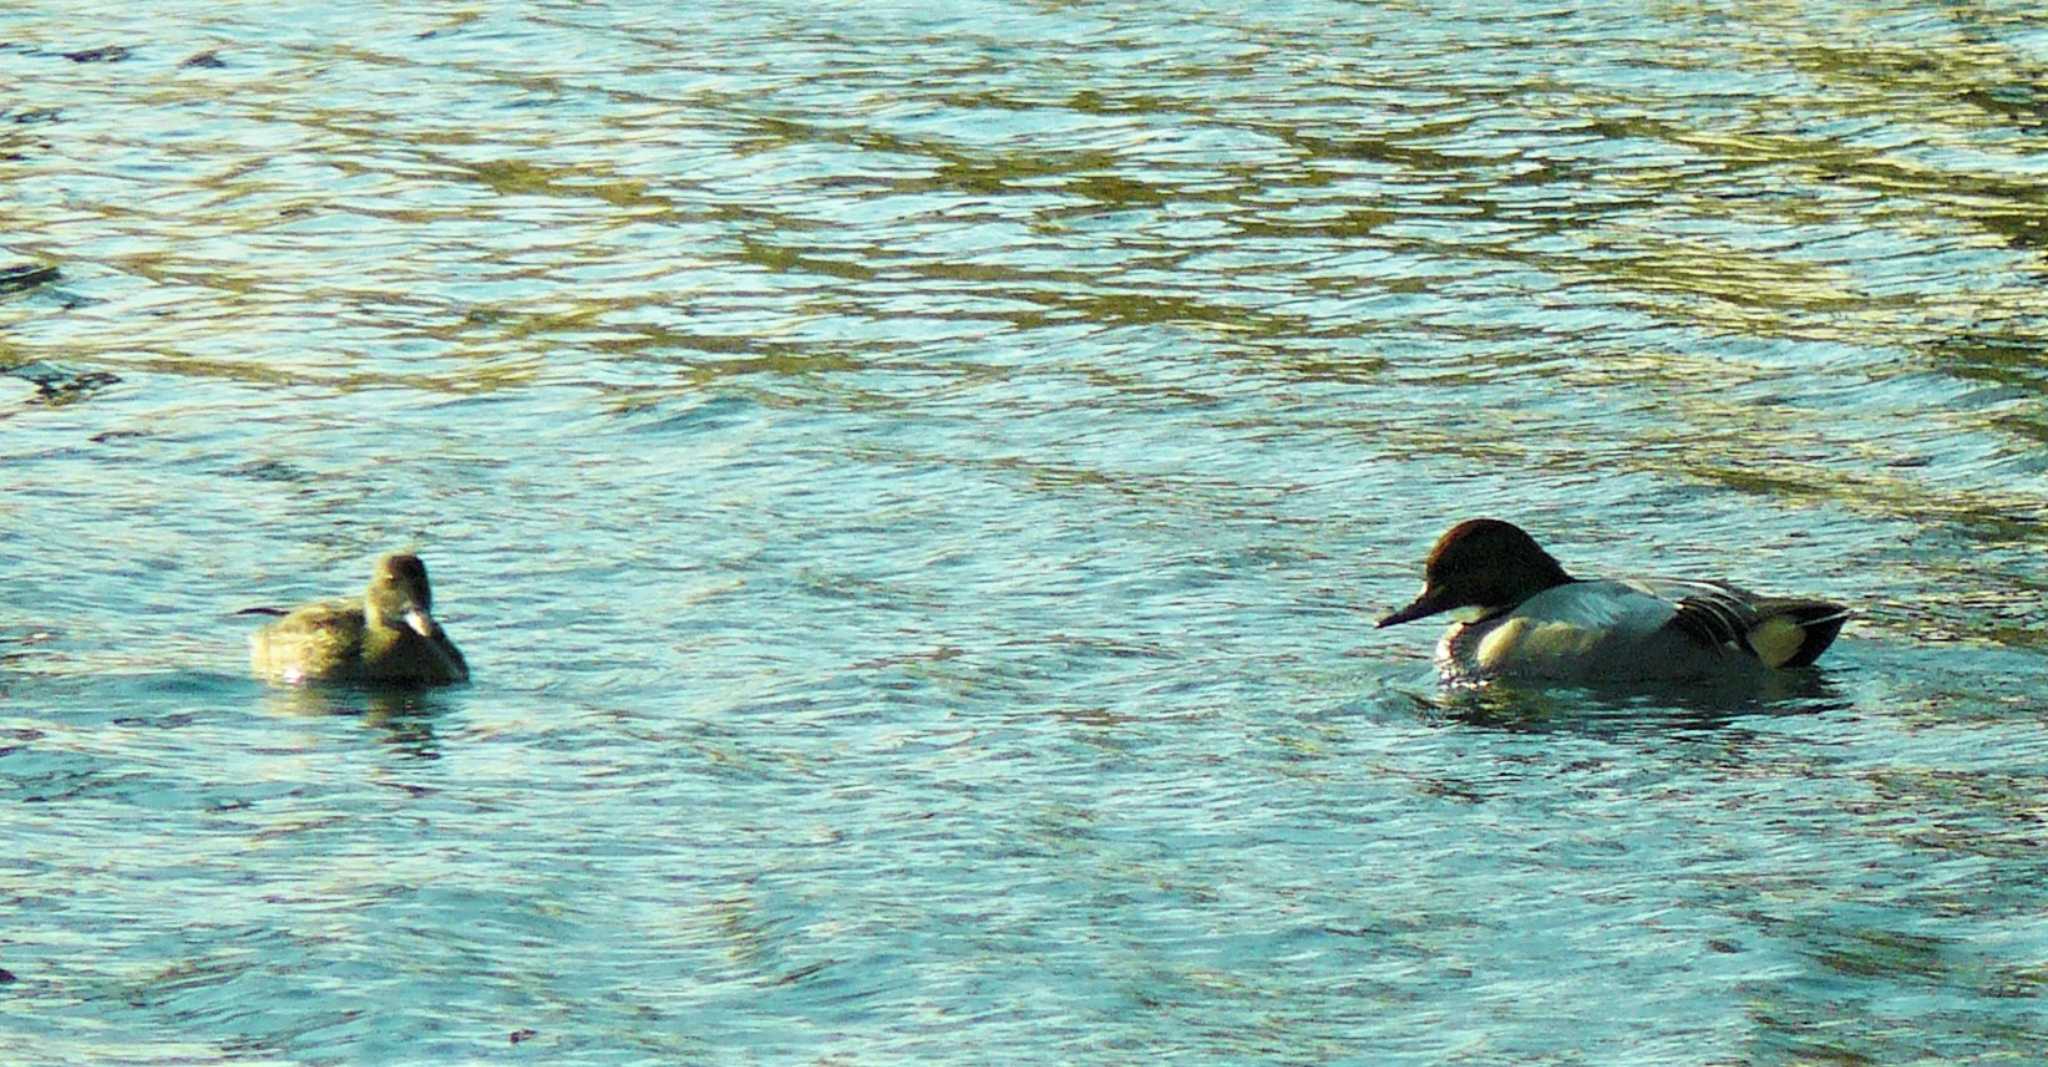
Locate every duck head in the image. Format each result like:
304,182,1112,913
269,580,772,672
1378,518,1574,628
366,552,442,638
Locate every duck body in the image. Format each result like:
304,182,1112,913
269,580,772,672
1381,520,1848,686
250,553,469,686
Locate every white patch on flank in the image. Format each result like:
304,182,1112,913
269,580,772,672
1477,617,1603,671
1474,581,1678,674
1475,618,1530,670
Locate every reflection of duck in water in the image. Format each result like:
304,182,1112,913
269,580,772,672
249,553,469,686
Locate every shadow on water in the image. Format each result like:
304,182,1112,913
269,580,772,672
0,628,456,759
256,683,459,759
1,668,253,722
1425,668,1850,738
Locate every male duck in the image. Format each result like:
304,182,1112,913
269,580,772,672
1379,519,1848,685
249,552,469,686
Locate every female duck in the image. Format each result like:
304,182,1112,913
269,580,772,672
249,553,469,686
1380,519,1848,685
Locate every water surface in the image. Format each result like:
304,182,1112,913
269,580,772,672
6,1,2048,1062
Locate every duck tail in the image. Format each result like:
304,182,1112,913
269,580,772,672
1746,599,1851,668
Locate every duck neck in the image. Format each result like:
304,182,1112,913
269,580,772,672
1481,562,1574,621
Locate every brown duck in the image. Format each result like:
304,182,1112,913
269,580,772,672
249,553,469,686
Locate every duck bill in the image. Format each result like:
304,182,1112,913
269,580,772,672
403,606,441,639
1377,589,1451,628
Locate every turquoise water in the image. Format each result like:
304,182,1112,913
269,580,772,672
6,1,2048,1062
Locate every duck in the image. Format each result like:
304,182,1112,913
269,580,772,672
249,552,469,686
1378,518,1848,685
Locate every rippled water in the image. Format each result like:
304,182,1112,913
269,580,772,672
7,0,2048,1062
